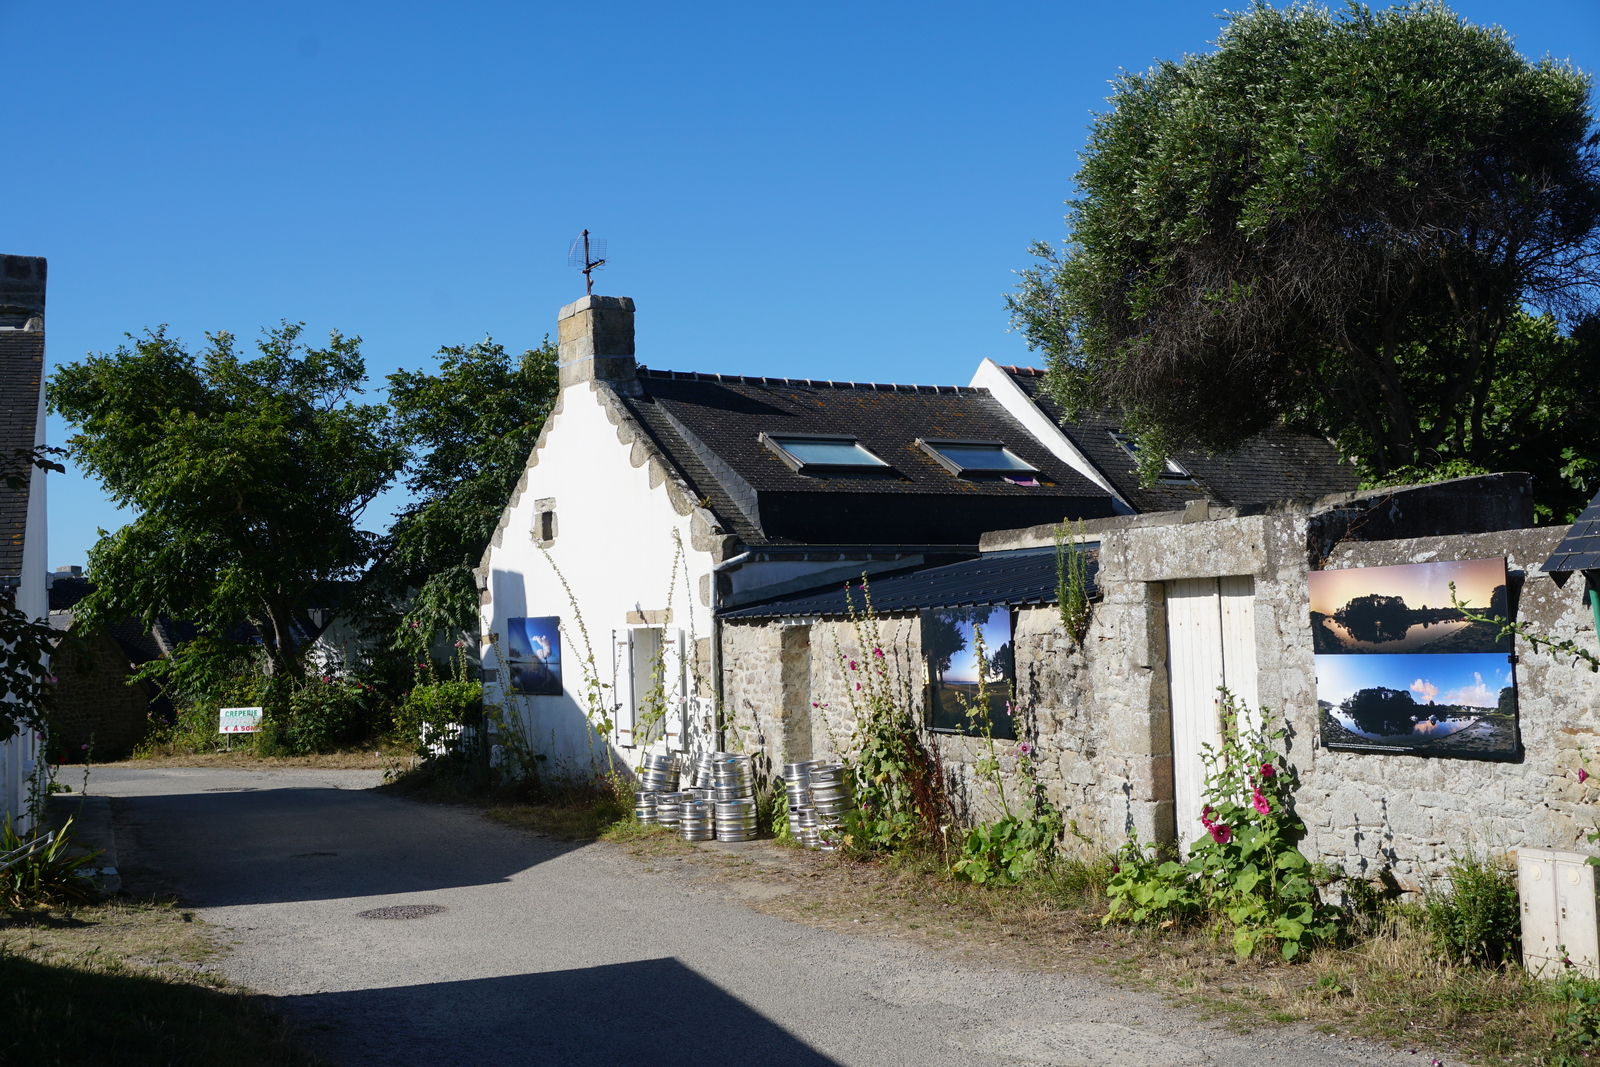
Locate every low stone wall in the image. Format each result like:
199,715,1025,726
718,478,1600,886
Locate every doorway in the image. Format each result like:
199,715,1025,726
1164,575,1259,852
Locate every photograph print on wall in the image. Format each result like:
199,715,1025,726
506,616,563,696
1310,558,1518,760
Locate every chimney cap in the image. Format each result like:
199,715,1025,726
559,294,635,320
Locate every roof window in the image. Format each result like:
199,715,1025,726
1109,432,1193,481
916,439,1038,476
760,433,888,473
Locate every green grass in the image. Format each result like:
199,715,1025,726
0,900,323,1067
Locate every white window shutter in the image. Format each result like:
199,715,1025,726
612,629,635,746
665,628,687,752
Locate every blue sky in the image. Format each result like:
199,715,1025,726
6,1,1595,571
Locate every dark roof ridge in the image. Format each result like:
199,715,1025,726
1000,364,1045,377
635,366,984,395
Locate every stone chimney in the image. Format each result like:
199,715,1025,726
0,254,46,331
558,295,636,391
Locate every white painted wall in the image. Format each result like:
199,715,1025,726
479,382,720,774
1,384,49,831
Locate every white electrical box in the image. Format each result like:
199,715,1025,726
1519,847,1600,978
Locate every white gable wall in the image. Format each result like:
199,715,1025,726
479,381,720,773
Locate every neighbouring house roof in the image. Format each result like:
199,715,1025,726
720,545,1096,619
0,328,44,584
616,370,1117,548
999,366,1358,512
1542,489,1600,573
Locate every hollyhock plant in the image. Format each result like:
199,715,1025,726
1252,785,1271,815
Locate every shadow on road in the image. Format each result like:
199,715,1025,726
285,957,844,1067
115,786,585,907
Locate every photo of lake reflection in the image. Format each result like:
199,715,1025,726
1310,556,1519,759
1309,557,1509,655
1315,652,1518,759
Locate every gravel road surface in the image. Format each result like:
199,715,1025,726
97,766,1440,1067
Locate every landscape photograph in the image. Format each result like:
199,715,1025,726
1309,557,1509,655
923,605,1015,736
1315,651,1518,758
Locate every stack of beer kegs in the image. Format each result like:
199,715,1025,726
782,760,824,848
807,763,854,850
712,755,758,841
680,796,715,841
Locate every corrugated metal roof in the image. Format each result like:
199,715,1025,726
1543,490,1600,573
719,545,1097,619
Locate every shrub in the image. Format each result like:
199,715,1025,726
255,676,372,756
394,678,482,757
1103,692,1340,959
1,817,102,908
1424,851,1520,968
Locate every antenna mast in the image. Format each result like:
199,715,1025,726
567,230,608,295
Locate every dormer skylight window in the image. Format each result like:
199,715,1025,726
916,439,1038,477
1109,431,1193,482
760,433,888,473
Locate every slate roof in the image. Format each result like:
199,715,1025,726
0,328,44,582
618,370,1117,548
721,545,1097,619
1000,367,1358,512
1542,490,1600,573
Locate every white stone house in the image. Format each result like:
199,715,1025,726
474,294,1123,774
0,254,49,832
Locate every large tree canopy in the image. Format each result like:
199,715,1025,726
1009,1,1600,515
48,324,405,676
377,337,559,653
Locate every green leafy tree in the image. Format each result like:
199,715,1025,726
48,323,405,677
1008,2,1600,515
378,337,559,654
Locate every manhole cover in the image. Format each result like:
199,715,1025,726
358,904,447,920
291,852,338,858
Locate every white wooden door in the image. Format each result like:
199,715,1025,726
1166,576,1257,852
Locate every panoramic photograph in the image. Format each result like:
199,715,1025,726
1308,557,1510,655
1315,651,1518,758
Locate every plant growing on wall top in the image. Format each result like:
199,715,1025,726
1055,521,1092,646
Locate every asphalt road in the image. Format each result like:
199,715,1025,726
96,767,1439,1067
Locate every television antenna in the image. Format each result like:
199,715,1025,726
567,230,608,295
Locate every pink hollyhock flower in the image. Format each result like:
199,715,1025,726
1209,823,1233,845
1015,741,1033,756
1581,768,1590,784
1259,762,1275,778
856,682,862,690
1252,785,1271,815
849,660,858,671
873,647,884,658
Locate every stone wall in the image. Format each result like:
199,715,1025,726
717,477,1600,885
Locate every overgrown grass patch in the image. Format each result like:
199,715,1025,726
0,899,322,1067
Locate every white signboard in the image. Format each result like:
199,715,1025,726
219,706,264,734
